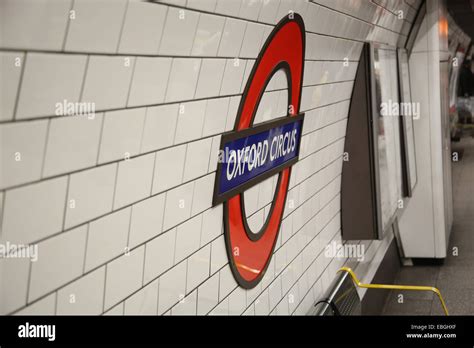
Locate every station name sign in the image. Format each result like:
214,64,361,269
215,13,305,289
213,114,304,205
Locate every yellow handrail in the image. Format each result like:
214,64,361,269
338,267,449,316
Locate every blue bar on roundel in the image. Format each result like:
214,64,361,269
216,116,303,201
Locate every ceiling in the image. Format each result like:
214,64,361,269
447,0,474,42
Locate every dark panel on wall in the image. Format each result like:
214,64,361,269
341,43,378,240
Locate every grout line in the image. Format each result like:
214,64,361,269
95,112,106,165
78,55,90,102
115,0,130,54
126,204,133,250
124,56,137,107
61,0,75,51
60,175,71,231
11,52,27,121
0,47,361,63
102,265,108,313
24,258,33,307
149,152,158,196
53,291,58,315
39,119,51,178
82,223,90,274
110,163,120,212
141,242,147,287
155,6,169,55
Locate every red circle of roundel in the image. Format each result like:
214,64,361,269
224,14,305,289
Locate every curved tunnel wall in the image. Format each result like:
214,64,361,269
0,0,422,315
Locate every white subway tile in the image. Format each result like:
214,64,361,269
118,2,167,55
0,52,23,121
200,205,223,247
225,96,240,131
65,0,128,53
195,59,226,99
81,56,134,111
218,19,246,57
191,173,215,216
2,177,67,243
16,53,87,119
65,164,116,229
128,57,172,107
152,145,186,194
191,13,225,56
141,104,179,153
186,245,210,293
210,235,227,274
143,228,176,284
43,114,103,177
0,0,71,50
171,290,197,315
219,266,237,300
174,214,202,263
197,272,219,315
215,0,242,16
183,139,212,182
159,7,200,56
29,225,87,301
98,108,146,164
258,0,280,24
84,208,131,272
174,100,206,144
228,287,247,315
240,23,265,58
0,120,48,189
220,59,246,95
165,59,201,103
56,267,105,315
158,261,187,314
114,154,155,209
104,245,145,310
129,193,166,249
187,0,217,12
0,257,30,314
239,0,263,20
202,98,229,137
124,279,158,315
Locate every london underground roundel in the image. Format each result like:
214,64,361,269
212,14,305,289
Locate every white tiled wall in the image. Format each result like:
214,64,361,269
0,0,422,315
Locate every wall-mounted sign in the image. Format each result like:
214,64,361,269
214,114,304,205
212,14,305,289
